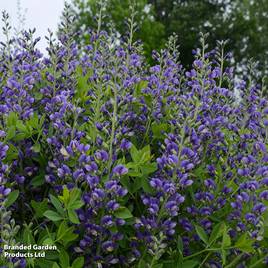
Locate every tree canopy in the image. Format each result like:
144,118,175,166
72,0,268,72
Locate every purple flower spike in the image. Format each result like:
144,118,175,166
113,164,128,176
102,241,116,252
120,139,132,150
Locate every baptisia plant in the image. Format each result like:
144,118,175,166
0,3,268,268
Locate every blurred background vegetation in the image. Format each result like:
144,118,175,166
71,0,268,73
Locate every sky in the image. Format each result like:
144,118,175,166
0,0,70,52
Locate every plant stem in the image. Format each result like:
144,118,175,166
184,247,223,260
225,253,243,268
199,252,212,268
249,254,268,268
108,86,118,175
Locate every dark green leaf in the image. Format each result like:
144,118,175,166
114,207,133,219
31,173,45,187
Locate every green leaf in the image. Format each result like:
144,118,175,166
28,113,39,129
31,199,48,218
114,207,133,219
221,249,227,265
43,238,54,246
59,186,70,204
195,225,208,244
140,145,151,162
131,177,142,193
140,162,157,175
50,195,65,215
152,264,163,268
23,226,35,245
57,221,77,242
4,190,19,208
138,259,147,268
52,263,60,268
43,210,64,221
128,169,142,177
130,144,140,162
177,235,183,253
31,172,45,187
68,209,80,224
59,249,69,268
69,188,82,202
6,112,18,127
13,132,27,141
72,257,84,268
222,224,231,248
67,200,84,210
5,143,18,161
152,122,168,139
6,125,16,140
16,120,27,132
209,222,223,245
182,260,199,268
57,221,67,240
37,259,55,268
34,92,44,101
62,232,78,245
234,233,254,253
141,176,153,194
32,142,41,153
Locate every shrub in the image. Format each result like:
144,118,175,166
1,5,268,268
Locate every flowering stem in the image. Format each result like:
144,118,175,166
108,86,118,175
219,46,224,88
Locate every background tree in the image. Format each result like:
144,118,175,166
72,0,166,60
72,0,268,72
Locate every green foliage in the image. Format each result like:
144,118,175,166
122,144,157,194
43,187,84,224
4,190,19,208
4,112,45,142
